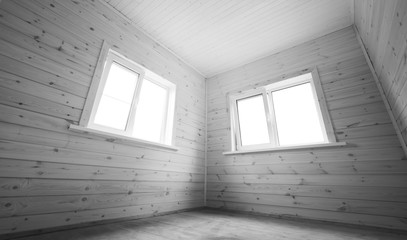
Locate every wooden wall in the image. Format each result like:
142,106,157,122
354,0,407,153
206,26,407,230
0,0,205,235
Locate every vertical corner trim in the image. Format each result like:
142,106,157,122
353,25,407,157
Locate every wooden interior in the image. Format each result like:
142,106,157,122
8,209,407,240
0,0,205,235
0,0,407,239
206,25,407,230
103,0,353,77
354,0,407,156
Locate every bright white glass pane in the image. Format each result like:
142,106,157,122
133,80,168,143
103,62,139,103
237,95,270,146
94,96,131,130
272,83,325,146
93,62,139,130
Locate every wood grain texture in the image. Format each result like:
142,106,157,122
206,26,407,230
103,0,353,77
5,209,407,240
354,0,407,152
0,0,205,235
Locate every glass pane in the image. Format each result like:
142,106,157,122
103,62,139,103
94,96,132,130
133,79,168,143
93,62,139,130
272,83,325,146
237,94,270,146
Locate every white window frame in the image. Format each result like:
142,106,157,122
87,48,145,137
139,74,177,145
230,88,276,151
70,41,177,150
228,68,343,153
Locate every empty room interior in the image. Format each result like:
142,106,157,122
1,0,407,239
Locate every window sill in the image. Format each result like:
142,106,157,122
69,124,178,151
223,142,347,155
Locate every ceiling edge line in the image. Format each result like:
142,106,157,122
206,23,355,79
98,0,207,78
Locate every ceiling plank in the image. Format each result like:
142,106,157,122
104,0,353,77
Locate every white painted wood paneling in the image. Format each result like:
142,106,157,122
104,0,353,77
0,0,205,236
354,0,407,154
206,26,407,230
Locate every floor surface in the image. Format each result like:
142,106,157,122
7,208,407,240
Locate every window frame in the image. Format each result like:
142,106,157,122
228,68,339,153
230,88,276,151
73,41,177,149
87,49,145,137
133,74,176,145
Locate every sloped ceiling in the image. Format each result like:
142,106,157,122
104,0,354,77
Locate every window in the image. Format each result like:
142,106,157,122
229,69,339,152
74,43,176,147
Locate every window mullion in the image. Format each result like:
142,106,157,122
266,91,279,147
125,72,145,137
